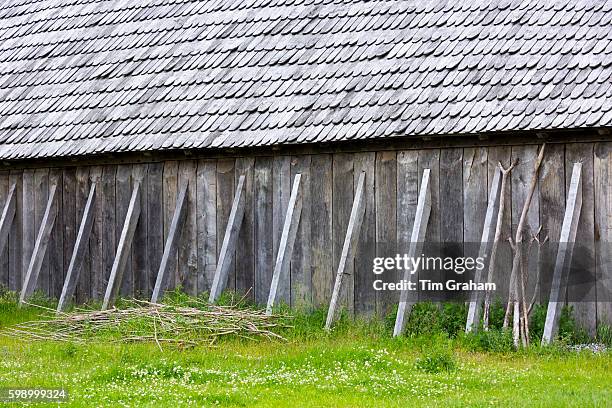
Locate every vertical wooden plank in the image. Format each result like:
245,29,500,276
290,155,312,308
8,170,23,291
235,157,255,300
487,146,512,303
0,172,9,287
131,164,148,298
177,161,197,296
418,149,440,301
196,159,216,294
539,144,565,303
267,174,303,314
75,167,91,303
311,154,333,307
396,150,419,313
101,166,116,299
21,169,35,292
216,158,235,293
162,161,179,292
116,165,133,297
463,147,488,242
566,143,596,335
49,169,64,299
353,152,375,316
333,153,354,315
87,167,102,300
273,156,292,305
594,142,612,326
254,157,274,305
33,168,49,295
62,168,77,301
147,163,164,295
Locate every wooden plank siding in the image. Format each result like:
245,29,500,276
0,141,608,331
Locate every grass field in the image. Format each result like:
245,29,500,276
0,294,610,407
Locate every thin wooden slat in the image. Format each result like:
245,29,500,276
132,164,148,298
21,170,35,291
273,156,292,304
266,174,303,314
19,184,58,304
325,171,366,330
178,161,197,296
216,159,236,293
395,151,419,315
310,154,333,307
594,143,612,326
102,182,141,310
48,169,64,299
353,152,376,316
34,169,50,295
542,162,582,344
235,157,255,300
8,171,23,291
393,169,432,337
61,168,77,300
151,181,188,303
566,144,597,335
0,183,16,259
147,163,164,294
465,167,502,332
87,167,102,300
101,166,117,299
116,165,134,297
162,161,179,291
254,157,274,305
75,167,91,303
196,159,216,294
57,182,96,313
333,153,355,315
209,175,246,302
290,155,312,308
0,173,10,287
418,150,440,301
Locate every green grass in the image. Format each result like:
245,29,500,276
0,293,610,407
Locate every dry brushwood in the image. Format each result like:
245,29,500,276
2,300,291,348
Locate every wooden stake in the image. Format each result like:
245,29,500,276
19,184,58,305
151,181,188,303
542,162,582,344
393,169,431,337
102,182,141,310
325,171,366,330
266,174,303,314
209,175,246,303
465,167,502,332
57,182,97,313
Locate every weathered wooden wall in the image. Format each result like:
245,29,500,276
1,141,610,331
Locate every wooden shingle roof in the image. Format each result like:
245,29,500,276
0,0,611,159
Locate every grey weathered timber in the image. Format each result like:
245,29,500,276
102,182,142,310
266,174,303,314
465,167,502,332
209,175,246,303
393,169,432,337
594,143,612,326
57,182,97,313
151,181,188,303
542,163,582,344
0,183,16,256
254,158,274,305
19,184,58,305
325,171,366,330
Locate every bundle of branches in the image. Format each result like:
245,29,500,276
3,300,291,348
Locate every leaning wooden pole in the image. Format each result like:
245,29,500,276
57,182,97,313
393,169,431,337
208,175,246,303
325,171,366,330
151,182,189,303
102,182,141,310
542,162,582,344
465,167,502,332
266,174,303,314
19,184,58,305
0,183,16,256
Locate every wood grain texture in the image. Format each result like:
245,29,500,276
290,155,312,309
101,166,117,299
310,154,333,307
49,168,64,299
116,165,134,297
216,158,236,293
62,168,77,300
75,167,91,303
418,149,440,301
87,167,102,300
235,157,255,300
147,163,164,294
0,172,10,287
273,156,292,305
131,164,149,298
594,142,612,326
196,159,216,294
178,161,197,296
34,168,49,295
333,153,354,315
8,171,22,291
254,157,273,305
162,161,179,291
566,143,596,335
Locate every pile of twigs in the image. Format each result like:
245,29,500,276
2,300,290,348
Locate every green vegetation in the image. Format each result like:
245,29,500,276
0,290,610,407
